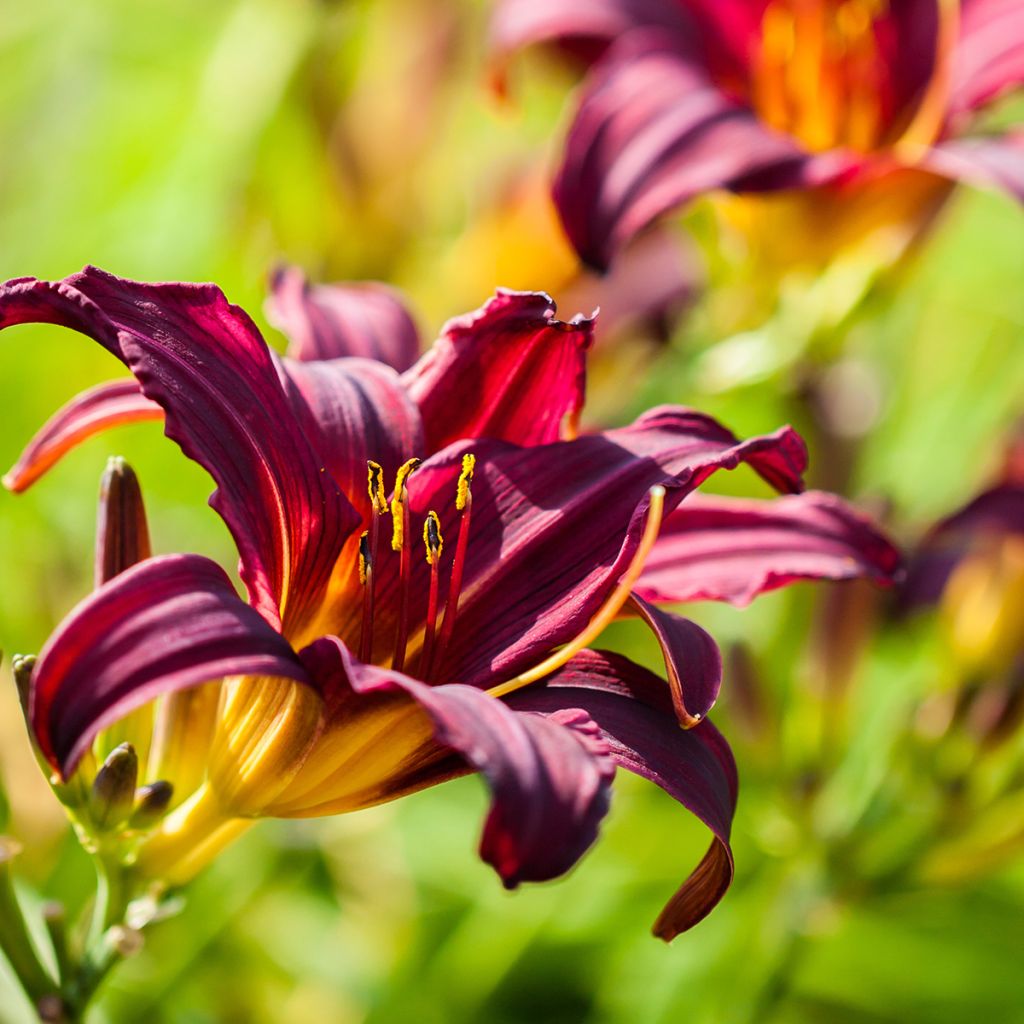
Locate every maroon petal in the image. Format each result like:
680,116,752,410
627,593,721,726
490,0,758,90
301,637,615,885
0,268,358,635
635,491,903,607
949,0,1024,117
921,133,1024,203
3,379,161,493
491,0,693,60
31,554,310,778
374,407,805,687
402,289,595,451
266,265,421,372
282,356,425,519
901,483,1024,610
508,649,737,938
553,31,834,270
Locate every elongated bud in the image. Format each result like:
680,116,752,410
367,460,388,516
423,511,443,565
96,457,151,587
11,654,34,718
90,743,138,831
456,453,475,512
129,781,174,829
391,458,422,551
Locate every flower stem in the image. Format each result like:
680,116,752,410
0,845,58,1008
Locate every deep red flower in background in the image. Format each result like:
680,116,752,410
0,266,899,938
492,0,1024,269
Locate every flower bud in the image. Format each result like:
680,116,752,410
129,781,174,830
11,654,34,718
95,456,151,587
90,743,139,831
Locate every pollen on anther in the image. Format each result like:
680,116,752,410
456,453,476,511
358,530,371,585
391,458,422,551
367,461,388,516
423,511,443,565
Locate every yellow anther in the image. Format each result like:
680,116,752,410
391,458,422,551
456,453,476,512
367,461,388,516
488,485,667,699
423,511,444,565
358,531,371,585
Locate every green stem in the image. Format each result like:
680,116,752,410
0,859,58,1007
62,851,135,1018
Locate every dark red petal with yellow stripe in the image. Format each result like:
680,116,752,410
267,265,421,371
3,378,160,493
627,593,722,727
30,554,310,778
508,649,737,938
0,268,358,634
380,407,805,688
301,637,615,886
635,491,902,607
402,289,594,451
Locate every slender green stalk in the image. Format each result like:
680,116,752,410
0,844,58,1008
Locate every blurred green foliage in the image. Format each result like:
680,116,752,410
0,1,1022,1022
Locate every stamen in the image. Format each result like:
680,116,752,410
358,531,371,587
391,458,422,551
358,531,374,663
456,453,475,512
367,460,388,516
421,511,444,676
488,485,666,699
423,510,444,566
391,458,421,673
434,454,475,676
360,460,390,664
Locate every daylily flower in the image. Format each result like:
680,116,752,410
903,481,1024,683
0,266,899,938
491,0,1024,270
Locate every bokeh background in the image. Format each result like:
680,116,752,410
1,1,1023,1021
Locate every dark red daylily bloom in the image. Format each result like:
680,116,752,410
1,266,899,938
902,483,1024,613
492,0,1024,269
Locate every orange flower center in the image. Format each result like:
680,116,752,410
751,0,891,153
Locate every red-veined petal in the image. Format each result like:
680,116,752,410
635,491,902,607
3,379,161,493
0,268,359,635
267,265,420,371
509,649,737,938
31,554,309,778
402,289,594,450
